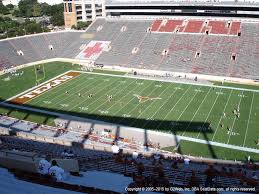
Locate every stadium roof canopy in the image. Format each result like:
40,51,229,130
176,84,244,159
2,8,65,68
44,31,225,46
106,0,259,7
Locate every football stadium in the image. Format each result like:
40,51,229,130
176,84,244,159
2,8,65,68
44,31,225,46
0,0,258,193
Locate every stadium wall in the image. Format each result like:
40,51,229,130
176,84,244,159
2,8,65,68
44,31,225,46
1,58,259,86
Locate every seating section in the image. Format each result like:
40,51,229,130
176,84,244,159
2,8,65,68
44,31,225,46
1,134,258,190
0,115,144,152
94,19,258,79
0,19,258,192
201,21,229,35
159,20,184,32
97,20,152,65
76,41,110,60
0,31,85,71
0,56,13,71
0,167,81,194
184,20,204,33
230,21,241,35
150,19,241,35
150,19,162,31
0,135,113,161
0,114,258,190
84,42,103,58
0,19,258,79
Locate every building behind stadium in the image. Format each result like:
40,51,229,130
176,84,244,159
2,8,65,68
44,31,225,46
63,0,259,28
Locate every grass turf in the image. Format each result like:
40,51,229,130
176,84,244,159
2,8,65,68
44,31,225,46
1,63,259,160
22,72,259,152
0,61,82,100
162,140,259,162
0,63,124,126
92,69,126,75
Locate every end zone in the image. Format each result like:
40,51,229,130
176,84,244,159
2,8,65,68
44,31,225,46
9,71,81,105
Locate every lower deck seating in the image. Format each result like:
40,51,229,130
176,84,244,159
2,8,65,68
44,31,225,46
1,134,258,190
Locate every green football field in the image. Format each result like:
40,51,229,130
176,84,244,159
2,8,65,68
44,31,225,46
1,62,258,160
18,71,259,151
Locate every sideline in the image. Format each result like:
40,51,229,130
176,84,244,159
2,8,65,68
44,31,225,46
0,101,258,154
75,70,259,93
5,69,258,106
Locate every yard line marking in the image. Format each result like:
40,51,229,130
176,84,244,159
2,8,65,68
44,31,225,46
73,70,259,93
87,78,137,114
42,75,108,111
24,74,84,105
156,85,193,129
67,78,122,112
226,90,244,144
110,81,156,118
6,70,72,102
142,83,183,128
42,75,104,109
212,89,233,141
129,83,171,126
73,77,151,115
173,87,202,125
50,74,128,108
181,87,212,136
94,79,148,118
196,88,223,138
33,73,126,107
116,81,163,124
103,80,154,116
92,82,151,118
242,92,255,147
28,74,85,105
84,79,132,114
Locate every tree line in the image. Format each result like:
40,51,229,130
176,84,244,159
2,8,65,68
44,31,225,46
0,0,64,39
15,0,64,26
0,17,50,39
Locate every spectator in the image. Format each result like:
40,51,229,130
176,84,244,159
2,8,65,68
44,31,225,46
228,168,234,176
48,160,65,181
158,159,163,168
171,161,178,169
114,151,123,163
155,171,170,187
137,162,145,175
132,151,138,160
153,164,160,174
252,172,258,180
62,150,75,158
133,172,144,187
189,171,200,187
235,168,243,178
184,157,190,165
111,143,120,154
157,143,160,149
154,152,160,160
38,157,51,175
205,165,217,187
61,149,68,157
221,166,227,175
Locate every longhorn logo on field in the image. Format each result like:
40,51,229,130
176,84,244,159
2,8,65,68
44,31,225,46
134,94,162,103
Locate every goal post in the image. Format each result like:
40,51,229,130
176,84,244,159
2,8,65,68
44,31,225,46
34,63,46,84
